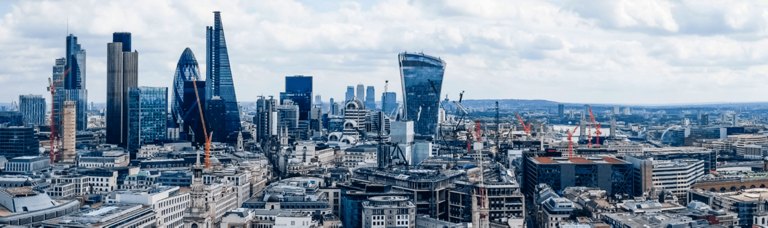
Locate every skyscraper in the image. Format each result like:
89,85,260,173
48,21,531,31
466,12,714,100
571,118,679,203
61,101,76,162
112,32,132,52
557,104,565,118
356,84,365,101
127,87,168,155
345,86,355,102
365,86,375,110
64,34,88,131
106,34,139,146
171,48,203,141
280,75,312,121
19,95,45,127
253,96,277,143
205,11,241,141
399,52,445,136
381,92,397,117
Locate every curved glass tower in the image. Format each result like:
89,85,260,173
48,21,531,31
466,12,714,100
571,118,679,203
171,48,203,141
206,11,241,142
399,52,445,136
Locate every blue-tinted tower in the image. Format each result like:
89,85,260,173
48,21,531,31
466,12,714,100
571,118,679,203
205,11,241,141
399,52,445,136
64,34,88,131
280,75,313,121
127,87,168,156
171,48,203,141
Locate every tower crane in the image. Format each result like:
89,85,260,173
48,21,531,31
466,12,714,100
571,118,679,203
515,113,532,135
588,107,602,147
567,125,580,158
47,67,69,164
471,120,489,227
190,77,212,169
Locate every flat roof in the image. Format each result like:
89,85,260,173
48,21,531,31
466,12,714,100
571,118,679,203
530,156,628,165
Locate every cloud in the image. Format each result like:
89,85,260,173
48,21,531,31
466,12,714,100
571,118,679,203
0,0,766,105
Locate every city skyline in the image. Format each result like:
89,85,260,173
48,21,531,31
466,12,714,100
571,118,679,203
1,1,768,105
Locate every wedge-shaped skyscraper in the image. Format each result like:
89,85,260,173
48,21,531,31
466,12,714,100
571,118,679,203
205,11,241,142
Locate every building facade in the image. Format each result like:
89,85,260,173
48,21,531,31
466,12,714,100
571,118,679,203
127,87,168,154
171,48,203,142
205,11,241,142
523,156,635,197
106,34,139,146
362,196,415,228
61,101,76,162
18,95,45,127
0,126,38,158
398,52,445,136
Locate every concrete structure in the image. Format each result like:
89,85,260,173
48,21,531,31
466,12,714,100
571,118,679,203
0,187,79,226
627,156,705,203
449,180,525,224
391,121,414,164
689,188,768,226
106,35,139,146
107,186,190,228
4,156,49,174
77,150,129,168
362,196,415,228
61,101,76,162
603,212,699,227
41,204,156,228
523,156,634,197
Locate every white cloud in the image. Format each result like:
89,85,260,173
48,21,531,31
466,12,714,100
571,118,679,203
0,0,766,105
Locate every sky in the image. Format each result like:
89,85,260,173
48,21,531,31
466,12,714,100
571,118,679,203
1,0,768,105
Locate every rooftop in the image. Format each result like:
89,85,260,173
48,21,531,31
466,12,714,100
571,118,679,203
530,156,629,165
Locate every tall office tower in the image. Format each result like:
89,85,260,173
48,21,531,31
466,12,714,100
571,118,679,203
314,95,323,112
64,34,88,131
0,126,38,158
19,95,46,127
112,32,131,52
345,86,355,101
356,84,365,101
399,52,445,136
183,80,206,144
51,58,66,134
381,92,397,117
127,87,168,156
206,11,241,141
557,104,565,118
280,75,312,121
329,98,339,115
61,101,76,162
254,96,277,143
106,34,139,146
365,86,376,110
171,48,203,141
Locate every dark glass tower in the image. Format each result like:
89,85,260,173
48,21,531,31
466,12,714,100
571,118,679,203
112,32,132,52
64,34,87,131
205,11,241,141
399,52,445,136
127,87,167,156
171,48,202,141
365,86,375,110
280,75,312,121
106,33,139,145
345,86,355,102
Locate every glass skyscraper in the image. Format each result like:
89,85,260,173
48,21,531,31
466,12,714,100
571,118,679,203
280,75,312,121
399,52,445,136
171,48,203,141
381,92,397,117
106,33,139,145
345,86,355,102
365,86,376,110
127,87,168,156
19,95,45,127
64,34,87,131
205,11,241,141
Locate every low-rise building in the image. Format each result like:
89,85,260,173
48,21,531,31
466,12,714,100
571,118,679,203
41,204,156,228
4,156,49,174
107,186,190,228
362,196,416,228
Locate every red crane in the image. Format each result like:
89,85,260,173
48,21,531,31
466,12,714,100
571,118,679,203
515,113,531,135
567,125,579,158
47,67,69,164
190,77,212,169
588,107,601,148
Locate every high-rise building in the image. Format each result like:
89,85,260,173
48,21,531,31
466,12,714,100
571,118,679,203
557,104,565,118
356,84,365,102
253,96,277,143
626,156,704,204
381,92,397,117
112,32,132,52
51,58,66,135
18,95,45,127
183,80,206,145
106,34,139,146
64,34,88,131
127,87,168,156
205,11,241,142
280,75,312,121
171,48,203,141
365,86,375,110
61,101,76,163
345,86,355,102
523,156,635,197
0,126,38,158
391,121,414,164
399,52,445,136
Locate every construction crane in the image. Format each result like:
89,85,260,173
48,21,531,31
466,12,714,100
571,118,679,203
47,67,69,164
588,107,602,147
515,113,532,135
190,77,212,169
471,120,489,227
567,125,580,158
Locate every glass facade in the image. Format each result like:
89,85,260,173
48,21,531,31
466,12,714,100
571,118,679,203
112,32,132,52
280,75,312,121
381,92,397,117
399,52,445,136
19,95,46,127
127,87,168,155
205,11,241,141
64,34,88,131
171,48,202,140
345,86,355,102
365,86,375,110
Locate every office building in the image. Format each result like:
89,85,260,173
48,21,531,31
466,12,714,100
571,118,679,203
61,101,76,162
205,11,241,142
0,126,38,158
365,85,376,110
391,121,414,164
280,75,312,121
18,95,45,127
112,32,132,52
557,104,564,118
448,180,525,224
345,86,355,101
171,48,203,141
64,34,88,131
523,156,634,197
254,96,277,143
107,186,190,228
106,33,139,145
382,91,397,117
0,187,80,226
627,157,705,204
42,204,156,228
127,87,168,155
356,84,365,101
689,188,767,226
4,156,50,173
399,52,445,136
362,196,416,228
183,80,206,144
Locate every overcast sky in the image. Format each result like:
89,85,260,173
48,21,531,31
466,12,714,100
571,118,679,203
1,0,767,105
